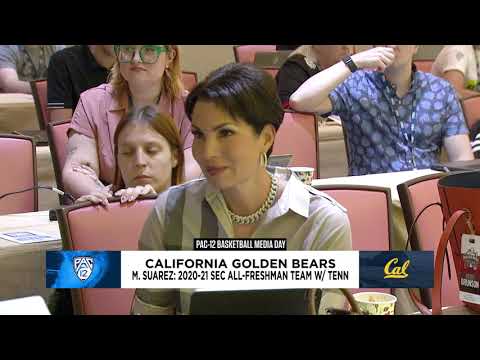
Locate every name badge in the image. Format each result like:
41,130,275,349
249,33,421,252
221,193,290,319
459,234,480,305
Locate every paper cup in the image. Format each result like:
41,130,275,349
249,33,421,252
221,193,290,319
353,292,397,315
290,167,314,185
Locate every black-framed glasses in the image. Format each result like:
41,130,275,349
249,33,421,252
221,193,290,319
114,45,168,64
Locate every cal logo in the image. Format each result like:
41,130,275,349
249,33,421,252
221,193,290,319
384,257,410,279
73,256,94,281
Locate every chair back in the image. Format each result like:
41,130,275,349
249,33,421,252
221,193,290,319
181,71,198,92
56,196,157,315
397,173,461,308
461,95,480,130
0,135,37,214
272,111,319,178
30,79,49,130
233,45,276,63
314,184,393,294
47,120,70,202
414,60,434,73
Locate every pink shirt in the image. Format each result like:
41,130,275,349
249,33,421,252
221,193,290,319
69,83,193,184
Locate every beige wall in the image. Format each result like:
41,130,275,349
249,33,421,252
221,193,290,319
179,45,235,81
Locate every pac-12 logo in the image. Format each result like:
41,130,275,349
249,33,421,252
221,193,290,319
73,256,94,281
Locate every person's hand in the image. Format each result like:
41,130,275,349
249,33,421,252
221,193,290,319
76,185,113,206
351,47,395,72
114,184,157,203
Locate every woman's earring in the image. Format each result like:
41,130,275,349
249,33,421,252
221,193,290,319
260,152,268,168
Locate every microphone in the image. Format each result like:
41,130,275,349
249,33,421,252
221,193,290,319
0,186,76,202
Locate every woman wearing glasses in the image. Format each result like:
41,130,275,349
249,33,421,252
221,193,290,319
63,45,201,203
131,63,352,315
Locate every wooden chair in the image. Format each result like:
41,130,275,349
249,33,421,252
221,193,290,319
56,195,157,315
272,110,319,178
30,79,49,130
414,59,434,73
397,173,462,308
233,45,276,64
46,120,71,204
181,71,198,92
461,95,480,130
314,184,393,295
0,134,38,215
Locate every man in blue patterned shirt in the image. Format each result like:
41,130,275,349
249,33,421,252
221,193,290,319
290,45,474,175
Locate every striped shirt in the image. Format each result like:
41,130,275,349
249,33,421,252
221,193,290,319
132,167,352,315
472,131,480,155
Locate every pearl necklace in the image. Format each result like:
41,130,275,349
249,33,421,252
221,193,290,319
227,174,278,225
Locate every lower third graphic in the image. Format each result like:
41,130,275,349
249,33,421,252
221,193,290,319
46,251,121,288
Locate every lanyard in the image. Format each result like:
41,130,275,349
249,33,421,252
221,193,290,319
383,75,418,169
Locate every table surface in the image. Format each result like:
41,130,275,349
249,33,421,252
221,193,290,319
0,93,35,107
0,93,38,133
0,211,61,255
313,168,441,203
0,210,61,302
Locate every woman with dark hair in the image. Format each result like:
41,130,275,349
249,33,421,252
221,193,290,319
131,63,352,315
76,106,185,204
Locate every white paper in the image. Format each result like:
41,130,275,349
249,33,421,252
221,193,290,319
327,115,342,125
0,230,58,244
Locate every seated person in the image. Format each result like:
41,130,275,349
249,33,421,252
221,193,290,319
431,45,480,99
63,45,201,203
131,63,352,315
290,45,474,176
50,106,185,315
276,45,351,107
76,106,185,204
0,45,64,93
48,45,115,122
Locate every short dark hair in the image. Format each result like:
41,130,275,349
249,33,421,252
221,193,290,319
185,63,284,156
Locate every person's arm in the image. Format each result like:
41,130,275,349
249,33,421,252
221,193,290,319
444,134,474,161
62,131,111,201
0,46,32,93
443,70,480,99
289,47,396,114
0,68,31,93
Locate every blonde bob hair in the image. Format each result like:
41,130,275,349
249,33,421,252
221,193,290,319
109,45,184,101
